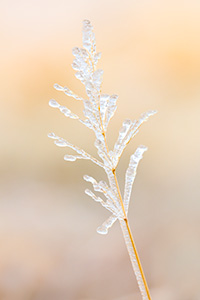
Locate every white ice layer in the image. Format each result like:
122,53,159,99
124,145,148,214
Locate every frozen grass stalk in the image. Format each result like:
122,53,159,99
48,20,156,300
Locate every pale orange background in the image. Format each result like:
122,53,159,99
0,0,200,299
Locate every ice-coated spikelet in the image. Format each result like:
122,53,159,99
103,94,118,131
123,146,148,214
49,99,79,119
54,84,84,101
82,20,96,54
112,110,157,167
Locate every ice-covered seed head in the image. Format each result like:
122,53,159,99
49,99,59,108
48,132,57,139
64,155,76,162
119,126,127,134
94,139,102,148
97,226,108,235
55,139,68,147
54,84,63,91
83,19,92,31
99,181,107,189
85,189,94,197
72,61,80,71
83,175,97,184
123,119,132,126
80,48,88,58
108,95,118,107
85,81,94,91
72,47,81,56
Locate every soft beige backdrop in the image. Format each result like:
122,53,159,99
0,0,200,299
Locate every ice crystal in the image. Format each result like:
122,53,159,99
48,20,156,234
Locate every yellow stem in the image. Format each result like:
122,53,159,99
123,219,152,300
113,169,151,300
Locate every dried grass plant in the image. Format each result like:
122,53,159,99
48,20,156,300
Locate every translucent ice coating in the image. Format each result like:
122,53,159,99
48,20,155,300
123,145,148,214
48,20,156,234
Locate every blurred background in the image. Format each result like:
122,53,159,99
0,0,200,299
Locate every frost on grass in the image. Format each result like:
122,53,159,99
48,20,156,234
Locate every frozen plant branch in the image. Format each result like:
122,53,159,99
48,20,156,300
